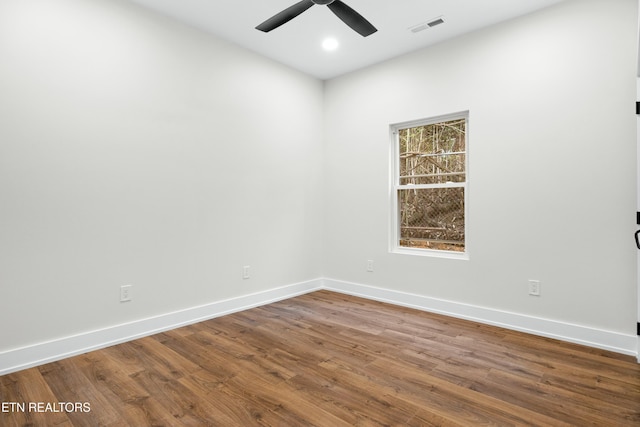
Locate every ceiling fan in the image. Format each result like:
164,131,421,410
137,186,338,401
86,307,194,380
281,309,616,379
256,0,377,37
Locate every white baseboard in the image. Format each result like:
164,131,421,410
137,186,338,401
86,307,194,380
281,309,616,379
1,277,636,375
0,279,323,376
323,278,638,358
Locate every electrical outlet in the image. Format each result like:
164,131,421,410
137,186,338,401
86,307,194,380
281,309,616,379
242,266,251,280
366,260,374,272
528,280,540,296
120,285,132,302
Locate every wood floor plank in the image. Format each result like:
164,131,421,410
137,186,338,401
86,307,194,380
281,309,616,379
223,371,354,427
0,368,73,426
1,290,639,426
37,358,124,426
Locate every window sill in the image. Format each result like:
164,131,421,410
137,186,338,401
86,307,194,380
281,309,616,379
391,247,469,260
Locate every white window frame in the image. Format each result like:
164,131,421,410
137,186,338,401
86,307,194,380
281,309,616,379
389,111,469,260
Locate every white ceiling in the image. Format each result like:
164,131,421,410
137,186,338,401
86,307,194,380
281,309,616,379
127,0,566,80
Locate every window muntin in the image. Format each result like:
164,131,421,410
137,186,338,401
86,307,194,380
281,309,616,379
392,113,468,256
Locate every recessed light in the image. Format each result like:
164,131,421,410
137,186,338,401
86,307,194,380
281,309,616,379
322,37,339,51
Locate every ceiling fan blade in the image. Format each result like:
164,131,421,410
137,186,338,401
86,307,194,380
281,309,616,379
327,0,377,37
256,0,315,33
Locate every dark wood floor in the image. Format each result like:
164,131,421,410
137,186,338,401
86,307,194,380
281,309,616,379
1,290,639,426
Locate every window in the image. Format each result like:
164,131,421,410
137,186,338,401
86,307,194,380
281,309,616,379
391,112,468,257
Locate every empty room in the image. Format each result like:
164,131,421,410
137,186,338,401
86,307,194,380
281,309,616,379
1,0,639,425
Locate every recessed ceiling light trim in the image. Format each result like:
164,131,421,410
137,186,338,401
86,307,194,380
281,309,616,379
322,37,339,51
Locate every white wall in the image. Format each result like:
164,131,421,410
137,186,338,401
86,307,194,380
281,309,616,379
323,0,638,337
0,0,324,352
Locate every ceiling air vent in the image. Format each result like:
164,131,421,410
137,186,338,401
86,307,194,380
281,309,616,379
409,16,445,33
428,17,445,27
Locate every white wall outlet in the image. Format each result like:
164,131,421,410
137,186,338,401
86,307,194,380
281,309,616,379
528,280,541,296
242,265,251,280
120,285,132,302
367,260,374,272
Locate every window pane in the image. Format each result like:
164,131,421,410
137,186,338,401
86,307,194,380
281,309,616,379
399,119,466,185
398,187,465,251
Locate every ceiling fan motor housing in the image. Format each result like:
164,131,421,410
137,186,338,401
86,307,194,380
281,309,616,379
312,0,335,4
